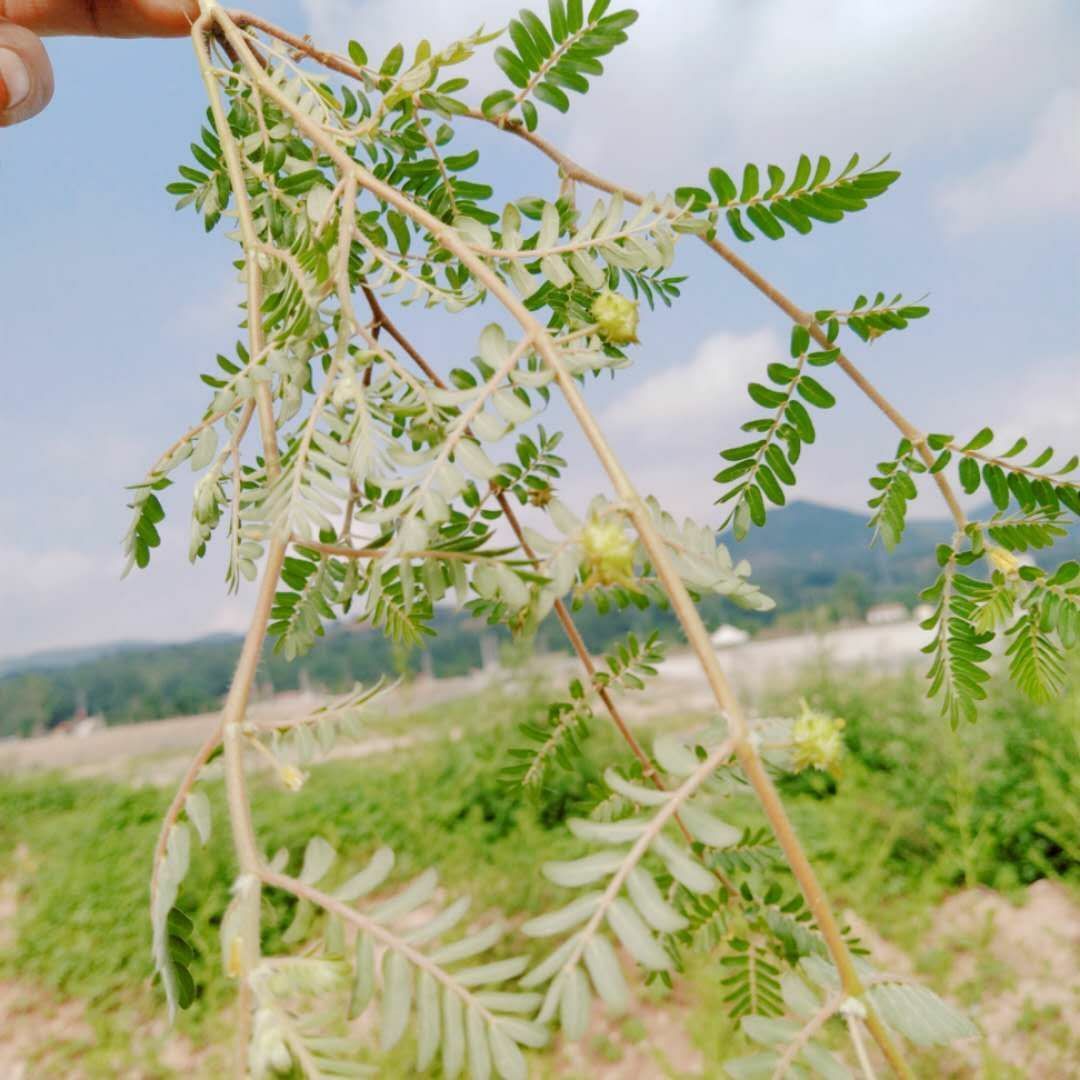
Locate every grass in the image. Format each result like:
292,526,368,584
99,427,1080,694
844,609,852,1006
1,665,1077,1076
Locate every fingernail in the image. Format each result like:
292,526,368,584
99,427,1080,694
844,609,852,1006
0,48,30,111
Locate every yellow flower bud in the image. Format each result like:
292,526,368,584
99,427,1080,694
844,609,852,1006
591,290,640,345
791,701,845,774
582,517,635,588
987,546,1021,577
226,935,245,978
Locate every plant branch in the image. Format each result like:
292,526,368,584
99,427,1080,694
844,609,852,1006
554,737,736,983
260,869,502,1026
244,61,888,1057
149,727,222,902
847,1013,880,1080
199,15,913,1073
191,12,297,1067
771,991,843,1080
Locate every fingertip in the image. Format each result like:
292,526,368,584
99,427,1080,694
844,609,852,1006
0,46,30,109
0,21,53,126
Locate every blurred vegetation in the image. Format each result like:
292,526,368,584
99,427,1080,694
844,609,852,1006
0,665,1076,1075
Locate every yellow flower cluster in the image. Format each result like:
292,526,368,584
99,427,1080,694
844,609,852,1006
581,517,636,589
791,700,845,774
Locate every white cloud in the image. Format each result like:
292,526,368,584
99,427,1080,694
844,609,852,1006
0,532,257,660
166,270,247,344
207,595,259,635
935,90,1080,233
565,328,784,519
976,354,1080,452
0,544,98,604
566,1,1078,189
593,331,1080,523
602,328,780,443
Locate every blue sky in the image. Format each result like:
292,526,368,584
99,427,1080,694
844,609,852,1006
1,0,1077,657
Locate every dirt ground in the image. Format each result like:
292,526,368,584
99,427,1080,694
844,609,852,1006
928,882,1079,1075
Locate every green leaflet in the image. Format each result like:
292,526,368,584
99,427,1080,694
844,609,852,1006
483,2,638,129
678,152,900,242
502,631,665,790
299,836,337,884
716,323,838,537
867,438,925,551
866,980,979,1047
380,951,414,1051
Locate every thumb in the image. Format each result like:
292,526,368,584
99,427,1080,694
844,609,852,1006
0,18,53,126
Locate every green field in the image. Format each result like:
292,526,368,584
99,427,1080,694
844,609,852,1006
1,665,1077,1077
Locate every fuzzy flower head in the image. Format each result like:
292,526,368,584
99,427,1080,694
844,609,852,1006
591,290,640,345
527,485,555,508
581,516,636,589
791,700,845,774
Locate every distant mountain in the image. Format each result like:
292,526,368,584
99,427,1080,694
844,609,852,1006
727,498,1079,614
0,636,238,679
728,499,949,606
0,643,129,679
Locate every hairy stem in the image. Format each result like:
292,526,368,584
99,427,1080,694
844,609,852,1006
191,9,290,1067
150,728,222,901
771,991,843,1080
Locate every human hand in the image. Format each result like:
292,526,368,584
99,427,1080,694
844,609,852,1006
0,1,199,126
